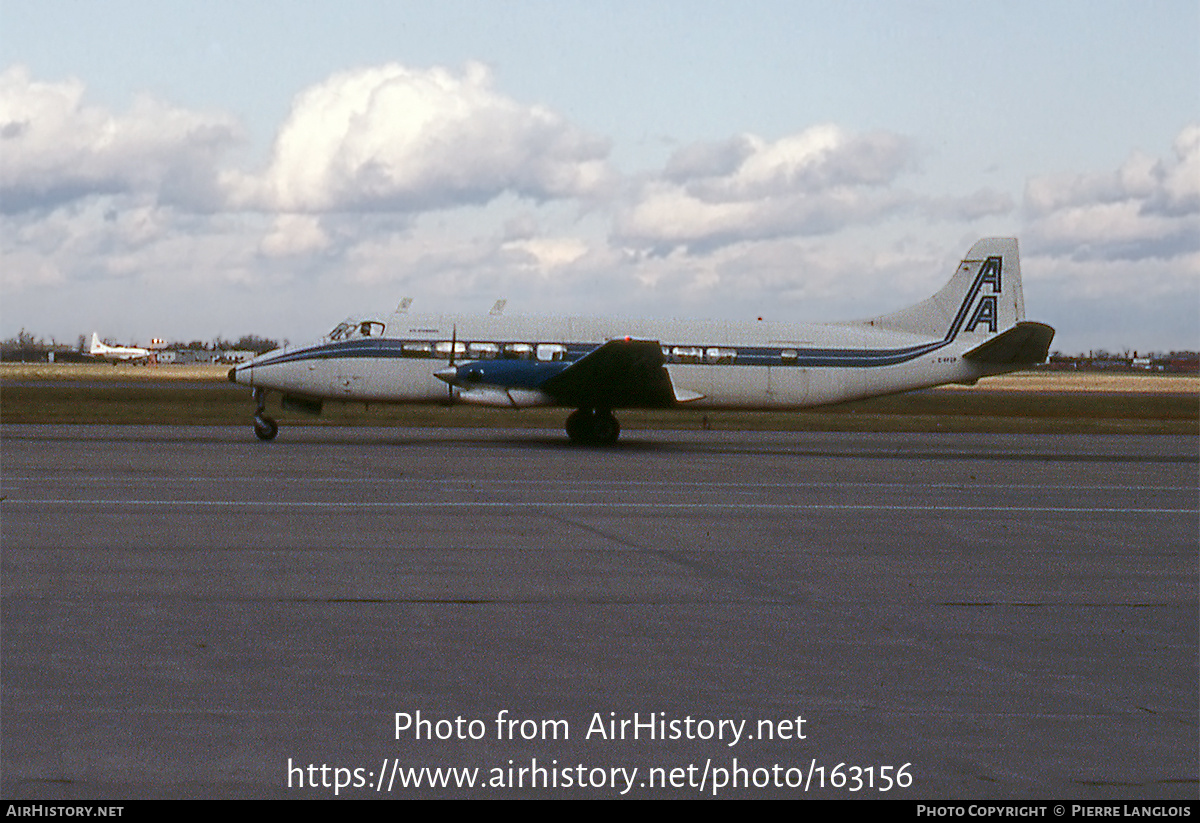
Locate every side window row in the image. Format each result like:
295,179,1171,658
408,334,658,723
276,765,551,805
359,334,804,365
662,346,738,365
400,341,568,361
661,347,804,365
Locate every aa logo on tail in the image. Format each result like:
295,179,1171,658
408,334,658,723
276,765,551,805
964,256,1003,334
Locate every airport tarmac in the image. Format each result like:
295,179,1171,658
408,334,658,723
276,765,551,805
1,425,1196,799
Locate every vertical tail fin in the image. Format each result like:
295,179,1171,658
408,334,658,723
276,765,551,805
865,238,1025,342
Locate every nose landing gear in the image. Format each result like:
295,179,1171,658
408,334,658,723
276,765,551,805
565,407,620,446
252,388,278,441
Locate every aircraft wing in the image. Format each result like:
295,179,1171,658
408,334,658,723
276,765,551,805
540,338,679,409
963,321,1056,365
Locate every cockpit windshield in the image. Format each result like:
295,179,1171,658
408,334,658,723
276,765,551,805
328,319,386,341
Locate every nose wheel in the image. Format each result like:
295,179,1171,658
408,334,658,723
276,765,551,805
252,388,278,441
565,408,620,446
254,415,278,441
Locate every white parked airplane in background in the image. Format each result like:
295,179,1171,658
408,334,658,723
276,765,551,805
230,238,1054,444
89,332,153,364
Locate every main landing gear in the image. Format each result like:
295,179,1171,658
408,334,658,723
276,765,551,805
252,388,278,441
565,407,620,446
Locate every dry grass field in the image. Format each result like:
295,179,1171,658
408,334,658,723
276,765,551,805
1,362,231,381
942,371,1198,394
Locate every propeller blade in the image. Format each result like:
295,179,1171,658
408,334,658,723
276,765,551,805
446,325,457,405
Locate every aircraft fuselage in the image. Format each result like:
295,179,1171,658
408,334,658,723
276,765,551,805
232,314,990,410
228,238,1054,443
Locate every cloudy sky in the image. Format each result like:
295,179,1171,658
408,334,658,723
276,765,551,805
2,0,1197,353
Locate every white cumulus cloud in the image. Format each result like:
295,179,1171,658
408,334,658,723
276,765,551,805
259,214,331,258
1024,124,1200,261
614,125,920,252
0,65,242,213
230,63,614,213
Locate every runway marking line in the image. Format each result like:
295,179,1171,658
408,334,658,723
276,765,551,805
1,476,1194,493
3,498,1195,515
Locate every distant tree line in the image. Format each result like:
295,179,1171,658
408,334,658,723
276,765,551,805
1044,351,1199,373
164,335,281,354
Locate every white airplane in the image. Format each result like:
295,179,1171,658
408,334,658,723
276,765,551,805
89,332,153,364
229,238,1054,444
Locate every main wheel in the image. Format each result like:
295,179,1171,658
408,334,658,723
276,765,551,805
565,409,588,443
592,411,620,445
565,408,620,446
253,414,279,441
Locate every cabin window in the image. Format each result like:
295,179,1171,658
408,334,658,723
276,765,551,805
780,349,799,364
503,342,535,360
670,346,703,364
537,343,567,362
434,340,468,360
705,347,737,365
469,342,501,360
402,342,432,358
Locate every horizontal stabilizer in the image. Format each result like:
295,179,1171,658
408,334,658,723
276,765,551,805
541,338,677,409
963,322,1055,365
